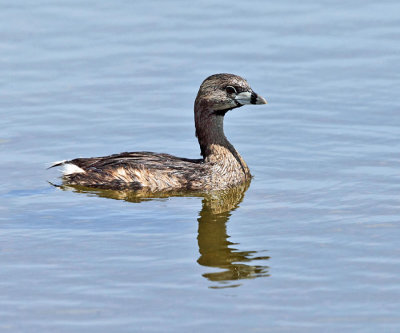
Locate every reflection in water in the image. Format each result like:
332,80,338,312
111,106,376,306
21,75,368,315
197,182,270,288
54,181,269,287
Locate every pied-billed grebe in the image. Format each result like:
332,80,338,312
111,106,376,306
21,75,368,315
50,73,267,191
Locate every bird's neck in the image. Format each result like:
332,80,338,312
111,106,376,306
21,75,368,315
194,102,250,177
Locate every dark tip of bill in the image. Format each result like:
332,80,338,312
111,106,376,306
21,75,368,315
250,92,258,104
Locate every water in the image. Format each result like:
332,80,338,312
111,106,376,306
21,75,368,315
1,0,400,331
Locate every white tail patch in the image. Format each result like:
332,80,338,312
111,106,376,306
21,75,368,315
51,159,67,165
47,160,67,169
62,163,86,175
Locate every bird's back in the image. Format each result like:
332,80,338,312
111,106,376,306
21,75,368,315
53,152,209,191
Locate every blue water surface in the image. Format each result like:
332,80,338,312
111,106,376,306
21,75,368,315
1,0,400,332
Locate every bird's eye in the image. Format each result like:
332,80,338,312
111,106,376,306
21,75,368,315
225,86,237,94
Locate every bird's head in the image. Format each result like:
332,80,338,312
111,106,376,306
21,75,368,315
195,73,267,116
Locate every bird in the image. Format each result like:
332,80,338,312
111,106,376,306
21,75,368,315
50,73,267,192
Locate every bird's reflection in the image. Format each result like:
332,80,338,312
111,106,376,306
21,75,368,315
196,182,270,288
54,180,270,288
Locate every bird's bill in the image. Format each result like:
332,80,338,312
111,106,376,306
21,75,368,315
235,91,267,105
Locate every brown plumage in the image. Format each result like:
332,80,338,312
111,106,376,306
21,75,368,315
50,73,267,191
